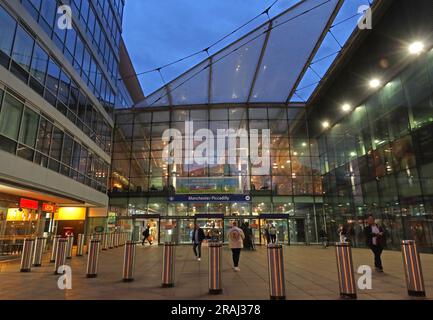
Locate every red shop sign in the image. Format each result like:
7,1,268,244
20,198,39,210
42,203,55,212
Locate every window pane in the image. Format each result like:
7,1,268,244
19,107,39,147
46,58,60,94
0,6,17,60
30,44,49,84
12,25,34,71
0,94,23,140
49,126,63,161
36,117,52,154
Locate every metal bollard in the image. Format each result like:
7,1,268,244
108,233,114,249
208,242,223,294
54,239,67,275
162,242,176,287
33,237,46,267
20,238,35,272
50,235,61,263
114,233,119,248
76,234,85,257
66,235,74,259
335,242,357,299
86,238,101,278
122,241,137,282
101,233,108,251
85,234,91,254
267,244,286,300
402,240,426,297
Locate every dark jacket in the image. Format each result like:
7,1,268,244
143,228,150,238
365,224,385,248
192,228,206,243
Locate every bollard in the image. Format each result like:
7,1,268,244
267,244,286,300
115,233,120,247
20,238,35,272
208,242,223,294
50,235,61,263
85,234,91,254
102,233,108,251
66,235,74,259
162,242,176,287
86,238,101,278
76,234,85,257
402,240,426,297
335,242,357,299
33,237,46,267
54,239,67,275
108,233,114,249
122,241,137,282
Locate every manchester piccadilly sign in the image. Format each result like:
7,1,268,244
168,194,251,202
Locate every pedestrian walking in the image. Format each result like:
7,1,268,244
192,223,205,261
227,221,245,271
365,216,385,272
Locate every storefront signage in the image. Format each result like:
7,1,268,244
19,198,38,210
168,194,251,203
42,203,55,212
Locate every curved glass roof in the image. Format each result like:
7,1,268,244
137,0,344,108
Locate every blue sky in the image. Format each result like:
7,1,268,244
122,0,372,99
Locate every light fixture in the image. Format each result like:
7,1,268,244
369,78,381,88
322,121,330,129
408,41,424,55
350,152,357,157
342,103,352,112
302,142,307,147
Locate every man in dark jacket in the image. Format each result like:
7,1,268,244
192,223,206,261
365,216,385,272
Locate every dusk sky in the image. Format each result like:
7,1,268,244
122,0,371,98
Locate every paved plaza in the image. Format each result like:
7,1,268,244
0,244,432,300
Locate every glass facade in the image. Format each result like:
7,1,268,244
0,3,113,154
0,87,109,192
318,47,433,253
110,106,323,245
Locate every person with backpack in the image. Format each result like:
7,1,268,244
142,225,152,246
227,221,245,271
269,224,277,244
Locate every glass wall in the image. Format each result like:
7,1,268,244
109,105,322,244
318,47,433,252
0,88,109,192
0,4,113,154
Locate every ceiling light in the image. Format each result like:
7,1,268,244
369,79,381,88
342,103,352,112
408,41,425,55
322,121,330,129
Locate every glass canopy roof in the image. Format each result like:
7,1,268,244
137,0,343,108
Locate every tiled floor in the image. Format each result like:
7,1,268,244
0,244,431,300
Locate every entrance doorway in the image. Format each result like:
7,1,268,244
260,219,289,245
134,218,159,245
196,218,223,242
288,219,307,244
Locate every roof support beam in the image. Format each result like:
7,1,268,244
285,0,344,104
208,57,213,105
247,22,272,104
